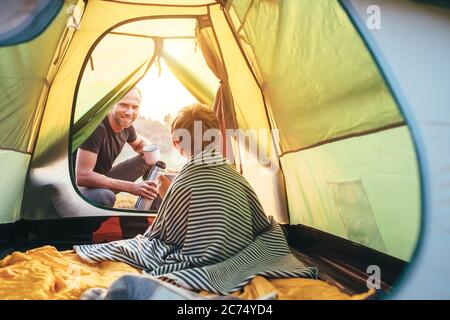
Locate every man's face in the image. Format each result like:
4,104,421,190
111,89,141,129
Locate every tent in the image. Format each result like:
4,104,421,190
0,0,449,299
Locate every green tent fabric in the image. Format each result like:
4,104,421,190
0,151,30,223
282,126,420,261
0,0,80,223
230,0,404,153
0,3,76,153
224,0,418,261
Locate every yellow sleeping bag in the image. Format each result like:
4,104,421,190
0,246,374,300
0,246,140,300
225,276,374,300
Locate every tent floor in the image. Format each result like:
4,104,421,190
0,242,377,297
291,248,372,296
1,220,404,298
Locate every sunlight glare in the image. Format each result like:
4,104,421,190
136,59,197,121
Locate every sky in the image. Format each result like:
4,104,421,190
136,59,197,122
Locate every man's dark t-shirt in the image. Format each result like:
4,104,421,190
79,117,137,175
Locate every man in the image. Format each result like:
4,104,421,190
75,87,158,207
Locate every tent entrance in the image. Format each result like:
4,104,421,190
70,16,222,211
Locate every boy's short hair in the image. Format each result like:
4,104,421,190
171,103,220,155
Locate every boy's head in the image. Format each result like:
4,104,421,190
170,103,220,157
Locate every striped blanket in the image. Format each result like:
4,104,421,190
74,150,318,294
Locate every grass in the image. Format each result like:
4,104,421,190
114,192,138,209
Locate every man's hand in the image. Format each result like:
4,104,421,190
129,181,158,200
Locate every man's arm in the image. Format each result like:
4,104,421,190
129,133,151,155
76,149,157,199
